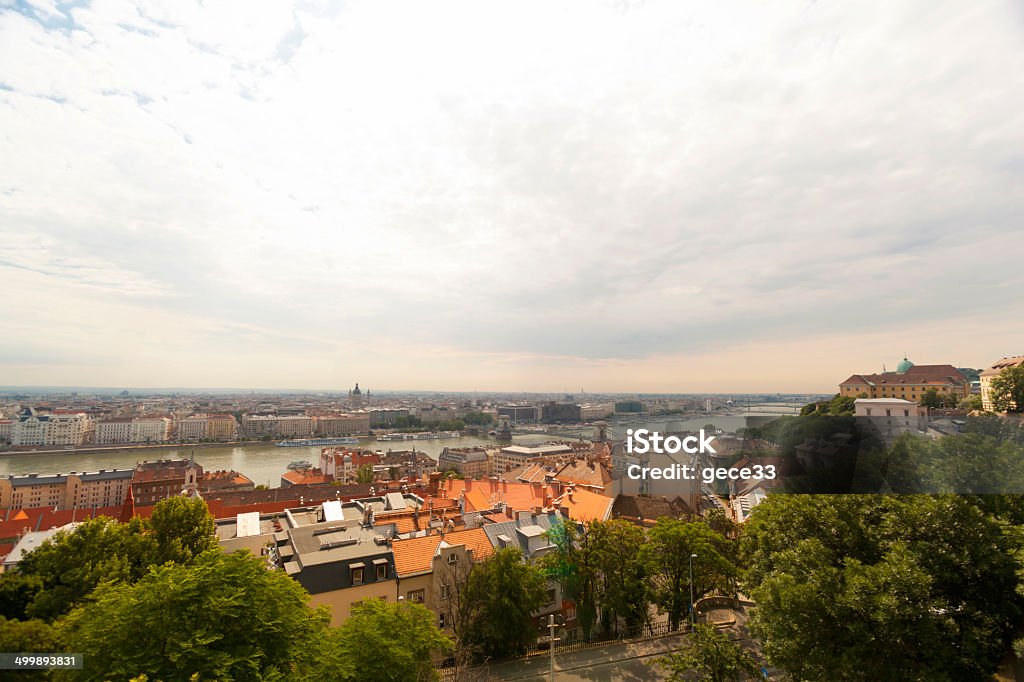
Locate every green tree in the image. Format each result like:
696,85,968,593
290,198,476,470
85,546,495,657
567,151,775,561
920,388,942,408
540,521,599,638
57,550,330,682
148,496,217,564
355,463,376,484
589,519,649,634
458,548,547,660
0,616,64,681
742,495,1023,680
0,573,42,620
18,516,157,621
827,394,856,415
991,364,1024,413
959,394,983,411
331,598,452,682
654,624,760,682
641,519,736,631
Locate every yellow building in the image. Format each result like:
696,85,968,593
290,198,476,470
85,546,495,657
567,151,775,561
839,357,969,404
980,356,1024,412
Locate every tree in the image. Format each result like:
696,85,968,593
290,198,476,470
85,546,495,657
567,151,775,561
355,463,376,484
148,496,217,564
458,548,547,660
920,388,943,408
331,598,452,682
0,573,42,620
57,550,331,682
17,516,157,621
641,519,737,631
991,364,1024,413
589,519,649,634
654,624,760,682
959,394,983,411
0,617,64,681
539,521,599,639
742,495,1023,680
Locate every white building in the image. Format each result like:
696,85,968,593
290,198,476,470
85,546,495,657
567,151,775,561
11,408,90,447
131,417,173,443
980,356,1024,412
95,418,134,444
854,398,928,445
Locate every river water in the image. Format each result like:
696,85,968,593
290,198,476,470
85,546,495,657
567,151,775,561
0,410,791,487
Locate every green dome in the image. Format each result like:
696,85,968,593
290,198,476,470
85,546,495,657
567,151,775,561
896,357,914,374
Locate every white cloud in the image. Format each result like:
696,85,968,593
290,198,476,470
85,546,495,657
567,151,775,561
1,0,1023,389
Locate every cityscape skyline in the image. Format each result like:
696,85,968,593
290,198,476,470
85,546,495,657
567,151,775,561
3,0,1023,392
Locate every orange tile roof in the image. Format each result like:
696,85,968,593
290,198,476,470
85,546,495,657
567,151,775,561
555,487,613,523
391,527,494,577
281,470,333,486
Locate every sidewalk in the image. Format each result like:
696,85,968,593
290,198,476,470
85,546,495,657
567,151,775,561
481,632,690,681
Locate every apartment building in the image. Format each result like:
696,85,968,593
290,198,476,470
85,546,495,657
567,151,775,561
315,413,371,436
95,418,134,444
0,468,134,511
11,408,91,447
131,417,173,443
981,356,1024,412
438,447,490,479
178,414,237,441
242,415,314,438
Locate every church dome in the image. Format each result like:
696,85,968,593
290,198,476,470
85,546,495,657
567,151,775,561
352,383,361,395
896,357,914,374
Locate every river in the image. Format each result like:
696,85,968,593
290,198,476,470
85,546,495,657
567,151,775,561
0,410,790,487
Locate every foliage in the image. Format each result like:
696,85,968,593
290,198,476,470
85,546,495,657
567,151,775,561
0,616,64,681
742,495,1023,681
991,365,1024,413
0,573,43,620
458,548,547,661
654,624,760,682
57,550,330,682
17,516,157,621
540,521,598,638
640,519,737,630
355,463,376,484
462,412,495,426
801,394,856,416
959,394,983,411
148,495,217,564
331,598,452,682
589,519,649,633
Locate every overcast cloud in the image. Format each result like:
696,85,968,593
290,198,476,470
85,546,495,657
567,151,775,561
1,0,1023,392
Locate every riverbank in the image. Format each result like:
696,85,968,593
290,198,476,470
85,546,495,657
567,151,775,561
0,439,273,457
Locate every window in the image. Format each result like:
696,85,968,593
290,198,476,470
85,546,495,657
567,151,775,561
376,563,387,580
440,584,450,599
351,567,364,585
885,409,891,417
447,553,457,565
408,590,425,604
866,409,872,416
438,614,446,628
904,410,910,417
546,589,557,605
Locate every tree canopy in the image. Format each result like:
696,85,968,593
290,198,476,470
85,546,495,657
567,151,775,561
654,624,760,682
742,494,1023,681
991,364,1024,413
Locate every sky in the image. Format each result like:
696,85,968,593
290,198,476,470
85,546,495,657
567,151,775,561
1,0,1023,393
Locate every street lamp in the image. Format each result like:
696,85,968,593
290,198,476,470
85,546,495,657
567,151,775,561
689,553,698,629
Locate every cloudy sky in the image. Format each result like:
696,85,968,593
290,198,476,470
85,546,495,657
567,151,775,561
1,0,1022,393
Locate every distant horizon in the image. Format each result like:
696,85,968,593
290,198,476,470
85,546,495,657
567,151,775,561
0,384,832,398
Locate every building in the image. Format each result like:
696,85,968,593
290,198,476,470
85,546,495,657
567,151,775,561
0,468,134,511
315,413,371,436
131,459,203,506
541,402,581,423
491,443,575,475
854,398,928,445
839,358,970,404
205,414,238,441
11,408,90,447
980,356,1024,412
199,470,255,495
437,447,490,479
131,417,173,443
0,420,11,443
95,418,134,444
497,406,540,423
319,449,381,483
368,408,410,428
392,527,494,634
614,400,644,415
242,415,313,438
